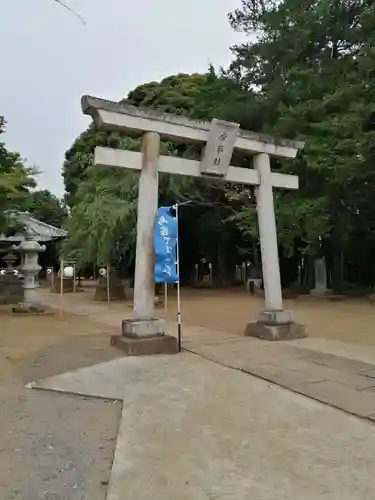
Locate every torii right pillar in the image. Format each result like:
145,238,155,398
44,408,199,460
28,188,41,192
245,152,306,341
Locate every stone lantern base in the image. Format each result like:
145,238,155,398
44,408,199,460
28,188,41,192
11,303,46,315
11,288,48,314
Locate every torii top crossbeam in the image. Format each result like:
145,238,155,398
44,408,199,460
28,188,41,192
81,95,303,159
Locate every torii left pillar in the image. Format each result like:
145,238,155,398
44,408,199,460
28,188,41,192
113,131,179,355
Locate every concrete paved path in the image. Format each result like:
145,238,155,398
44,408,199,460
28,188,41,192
186,338,375,421
36,289,375,421
31,289,375,498
31,352,375,500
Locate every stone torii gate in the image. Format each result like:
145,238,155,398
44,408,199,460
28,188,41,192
82,95,306,353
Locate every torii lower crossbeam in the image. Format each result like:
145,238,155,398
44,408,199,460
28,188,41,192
95,143,305,342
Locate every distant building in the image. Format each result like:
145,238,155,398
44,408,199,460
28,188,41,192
0,212,67,273
0,211,67,243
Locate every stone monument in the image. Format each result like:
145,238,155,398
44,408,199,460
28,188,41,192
310,258,331,296
246,264,263,294
82,96,307,351
0,252,24,305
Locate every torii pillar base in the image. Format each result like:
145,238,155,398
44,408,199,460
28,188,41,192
245,310,307,341
110,318,179,356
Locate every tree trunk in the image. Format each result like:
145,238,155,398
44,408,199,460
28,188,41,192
217,240,229,286
253,240,260,269
302,255,314,289
331,251,344,289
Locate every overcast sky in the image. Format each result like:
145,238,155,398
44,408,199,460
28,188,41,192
1,0,246,197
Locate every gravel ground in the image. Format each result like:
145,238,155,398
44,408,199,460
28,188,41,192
0,312,123,500
0,386,121,500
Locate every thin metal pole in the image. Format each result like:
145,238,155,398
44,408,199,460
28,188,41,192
175,204,182,352
59,259,64,320
164,282,168,313
73,263,76,293
51,267,55,290
106,263,110,304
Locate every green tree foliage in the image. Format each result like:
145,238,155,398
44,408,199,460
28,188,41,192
228,0,375,286
0,117,36,233
62,135,140,267
22,189,67,228
62,167,138,268
126,69,259,128
63,124,126,207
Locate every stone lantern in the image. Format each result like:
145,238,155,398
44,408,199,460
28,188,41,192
13,230,46,311
3,251,18,274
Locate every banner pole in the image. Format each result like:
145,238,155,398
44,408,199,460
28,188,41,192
175,203,182,352
164,282,168,313
59,259,64,320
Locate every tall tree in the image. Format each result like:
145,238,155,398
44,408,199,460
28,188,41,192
22,189,67,228
0,117,36,233
228,0,375,287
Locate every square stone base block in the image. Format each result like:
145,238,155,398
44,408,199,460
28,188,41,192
111,334,179,356
122,318,165,339
245,321,307,341
309,288,332,297
10,303,52,315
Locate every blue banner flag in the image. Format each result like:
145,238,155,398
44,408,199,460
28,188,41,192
154,206,179,284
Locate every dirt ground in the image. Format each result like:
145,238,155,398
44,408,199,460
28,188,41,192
82,287,375,346
0,307,118,379
0,308,122,500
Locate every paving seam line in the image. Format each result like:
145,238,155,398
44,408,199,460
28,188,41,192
184,347,375,425
26,382,123,403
